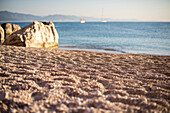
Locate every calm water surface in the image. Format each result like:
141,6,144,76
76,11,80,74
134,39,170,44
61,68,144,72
1,22,170,55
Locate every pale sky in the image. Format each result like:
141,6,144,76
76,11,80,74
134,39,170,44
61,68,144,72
0,0,170,21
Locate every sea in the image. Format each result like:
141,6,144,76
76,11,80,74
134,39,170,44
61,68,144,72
1,22,170,56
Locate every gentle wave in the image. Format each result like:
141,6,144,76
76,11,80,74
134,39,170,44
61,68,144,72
59,46,129,54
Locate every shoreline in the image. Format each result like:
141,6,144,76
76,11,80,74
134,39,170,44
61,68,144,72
59,46,127,55
59,46,170,56
0,44,169,56
0,45,170,112
1,21,170,56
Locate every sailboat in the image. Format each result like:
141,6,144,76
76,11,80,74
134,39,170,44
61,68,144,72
80,10,85,23
101,8,107,23
101,19,107,23
80,18,85,23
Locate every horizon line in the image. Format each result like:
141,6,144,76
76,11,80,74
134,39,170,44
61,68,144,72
1,10,170,22
0,20,170,23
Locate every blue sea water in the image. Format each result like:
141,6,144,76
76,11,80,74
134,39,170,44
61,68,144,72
1,22,170,56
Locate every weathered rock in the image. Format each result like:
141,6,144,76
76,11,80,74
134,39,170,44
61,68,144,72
12,24,21,33
0,25,4,44
1,23,21,36
1,23,21,40
1,23,12,36
3,21,59,48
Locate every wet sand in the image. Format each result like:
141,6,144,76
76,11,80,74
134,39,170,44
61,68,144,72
0,45,170,112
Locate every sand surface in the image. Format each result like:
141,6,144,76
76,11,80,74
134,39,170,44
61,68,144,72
0,45,170,113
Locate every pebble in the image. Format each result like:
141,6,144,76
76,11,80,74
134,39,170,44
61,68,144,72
0,101,8,112
151,86,157,91
75,98,81,105
92,90,102,96
0,91,5,100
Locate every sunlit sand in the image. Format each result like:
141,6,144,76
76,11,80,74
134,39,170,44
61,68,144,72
0,45,169,112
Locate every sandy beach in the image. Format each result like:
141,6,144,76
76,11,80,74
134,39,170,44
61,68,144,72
0,45,170,112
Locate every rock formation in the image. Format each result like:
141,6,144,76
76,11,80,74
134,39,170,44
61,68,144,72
1,23,21,38
3,21,59,48
12,24,21,33
0,25,4,44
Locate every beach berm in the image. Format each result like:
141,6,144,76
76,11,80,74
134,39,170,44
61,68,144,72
0,45,170,112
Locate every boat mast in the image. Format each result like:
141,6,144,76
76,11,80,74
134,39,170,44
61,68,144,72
80,9,85,23
101,8,107,22
102,8,104,20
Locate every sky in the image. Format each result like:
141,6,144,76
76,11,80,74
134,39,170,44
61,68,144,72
0,0,170,21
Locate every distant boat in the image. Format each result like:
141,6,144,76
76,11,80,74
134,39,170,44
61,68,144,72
101,8,107,23
101,19,107,23
80,18,85,23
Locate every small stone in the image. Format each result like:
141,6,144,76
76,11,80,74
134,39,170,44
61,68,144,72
56,104,68,111
92,90,102,96
134,100,138,104
0,101,8,112
83,109,91,113
31,92,44,101
0,91,5,100
140,97,147,104
151,86,157,91
75,98,81,105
